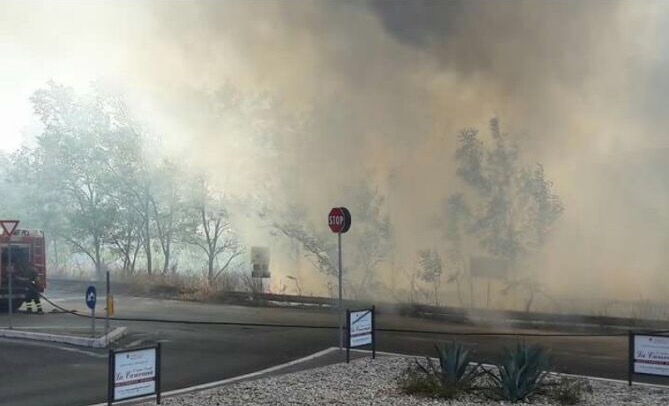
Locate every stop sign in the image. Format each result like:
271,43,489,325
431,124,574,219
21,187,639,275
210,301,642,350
328,207,351,234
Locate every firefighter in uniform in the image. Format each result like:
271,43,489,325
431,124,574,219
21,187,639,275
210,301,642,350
17,259,43,314
25,270,44,314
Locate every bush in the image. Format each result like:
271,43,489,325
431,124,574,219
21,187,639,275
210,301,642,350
398,362,452,398
398,341,481,399
547,375,593,405
485,342,550,402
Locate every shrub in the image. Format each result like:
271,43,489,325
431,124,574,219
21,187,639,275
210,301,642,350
547,375,593,405
397,362,447,397
485,341,550,402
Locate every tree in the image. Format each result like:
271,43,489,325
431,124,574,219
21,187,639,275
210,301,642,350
271,181,392,299
106,204,143,275
149,160,186,274
417,249,443,306
183,181,243,285
28,82,122,277
344,183,392,298
442,194,470,306
93,90,156,275
272,207,338,278
448,118,564,310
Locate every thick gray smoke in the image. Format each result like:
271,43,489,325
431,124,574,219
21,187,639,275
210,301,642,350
2,1,669,307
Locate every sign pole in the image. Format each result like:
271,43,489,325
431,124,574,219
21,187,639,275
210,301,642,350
107,348,114,406
86,285,97,338
156,343,162,404
1,220,19,329
106,271,110,343
346,309,350,363
7,241,13,329
328,207,350,352
372,305,376,360
338,232,343,350
628,330,633,386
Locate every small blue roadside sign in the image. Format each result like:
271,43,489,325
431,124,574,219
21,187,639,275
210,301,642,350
86,285,97,310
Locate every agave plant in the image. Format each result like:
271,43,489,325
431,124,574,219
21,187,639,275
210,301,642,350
436,342,481,388
414,341,482,392
486,341,550,402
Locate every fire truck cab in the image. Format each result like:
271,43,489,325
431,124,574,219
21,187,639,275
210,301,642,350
0,229,46,312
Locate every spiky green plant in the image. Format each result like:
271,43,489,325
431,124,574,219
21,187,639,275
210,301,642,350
406,341,481,398
434,342,481,388
486,342,550,402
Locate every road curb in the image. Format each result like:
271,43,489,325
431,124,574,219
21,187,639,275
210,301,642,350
0,326,126,348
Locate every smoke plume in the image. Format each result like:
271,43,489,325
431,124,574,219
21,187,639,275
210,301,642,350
2,0,669,307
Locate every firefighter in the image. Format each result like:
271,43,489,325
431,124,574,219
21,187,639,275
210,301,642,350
17,259,43,314
25,271,44,314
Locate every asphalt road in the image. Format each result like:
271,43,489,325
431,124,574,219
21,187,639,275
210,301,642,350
0,290,635,406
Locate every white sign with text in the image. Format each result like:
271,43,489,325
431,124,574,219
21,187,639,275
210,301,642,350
114,348,157,400
349,310,373,347
634,335,669,376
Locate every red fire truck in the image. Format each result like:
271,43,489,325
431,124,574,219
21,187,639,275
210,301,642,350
0,229,46,312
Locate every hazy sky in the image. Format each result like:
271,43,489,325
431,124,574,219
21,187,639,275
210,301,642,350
2,1,669,303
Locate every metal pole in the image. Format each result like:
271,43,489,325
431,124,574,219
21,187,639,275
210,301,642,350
468,258,474,308
8,239,13,329
628,330,634,386
106,271,110,341
107,348,114,406
156,343,162,404
372,305,376,360
92,307,96,338
338,232,343,349
346,309,350,363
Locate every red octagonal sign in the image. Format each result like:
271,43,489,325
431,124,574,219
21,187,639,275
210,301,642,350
328,207,351,234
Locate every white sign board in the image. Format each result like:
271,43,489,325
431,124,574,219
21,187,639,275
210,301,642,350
114,348,157,400
349,310,373,347
634,335,669,376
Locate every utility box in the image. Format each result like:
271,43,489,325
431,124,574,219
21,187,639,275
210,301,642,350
250,247,270,278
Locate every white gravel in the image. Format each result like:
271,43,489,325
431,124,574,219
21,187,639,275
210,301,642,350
140,356,669,405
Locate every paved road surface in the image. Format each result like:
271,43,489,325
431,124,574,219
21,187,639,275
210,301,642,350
0,290,632,406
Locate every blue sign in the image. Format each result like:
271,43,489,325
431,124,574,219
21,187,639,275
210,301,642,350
86,285,97,310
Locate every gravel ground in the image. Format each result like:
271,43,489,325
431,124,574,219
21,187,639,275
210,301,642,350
140,356,669,406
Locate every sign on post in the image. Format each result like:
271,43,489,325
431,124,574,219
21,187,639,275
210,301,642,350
108,344,161,405
86,286,97,310
1,220,19,329
328,207,351,234
0,220,19,238
86,285,96,337
328,207,352,350
629,332,669,385
346,306,376,363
